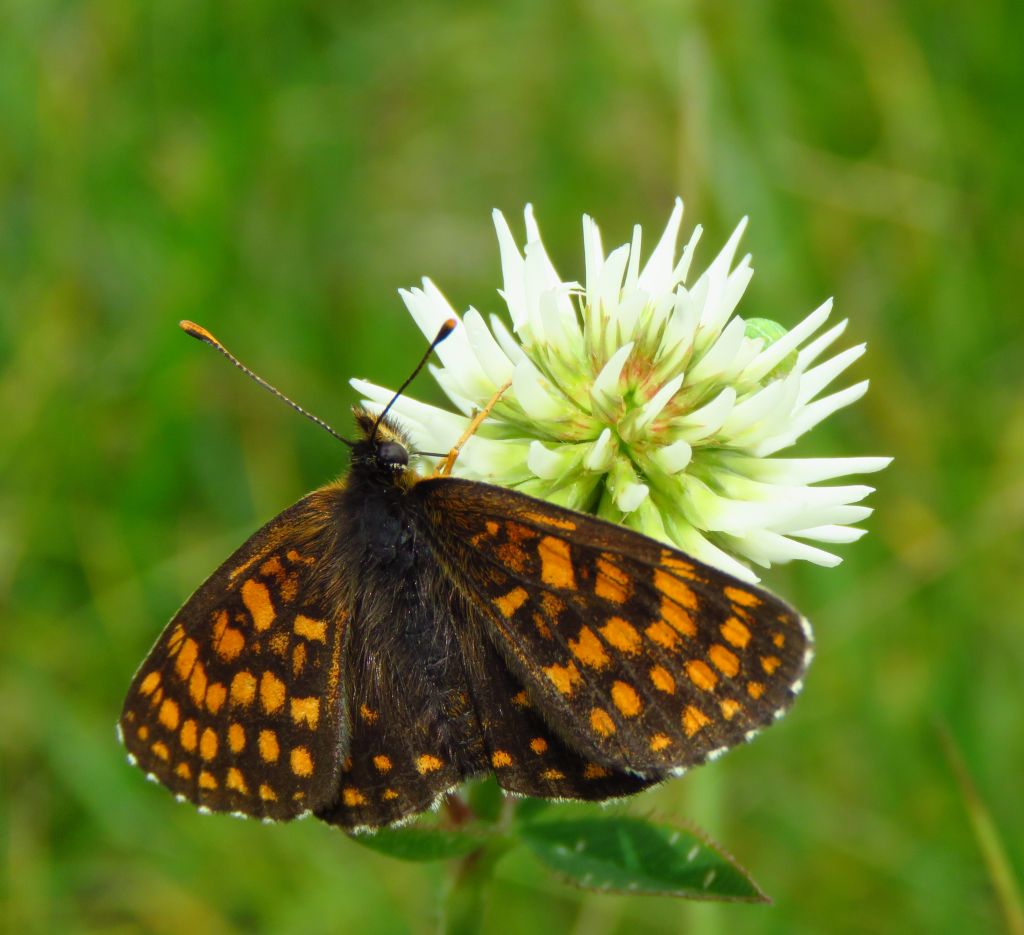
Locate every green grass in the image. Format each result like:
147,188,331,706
3,1,1022,932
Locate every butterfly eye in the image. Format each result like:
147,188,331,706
376,441,409,467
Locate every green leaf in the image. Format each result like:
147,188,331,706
518,815,768,902
348,824,497,863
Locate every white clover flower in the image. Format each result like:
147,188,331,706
353,201,890,582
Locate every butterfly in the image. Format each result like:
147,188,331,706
119,319,812,831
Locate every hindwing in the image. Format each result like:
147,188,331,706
416,477,812,774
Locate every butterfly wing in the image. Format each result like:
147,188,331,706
314,640,466,831
119,488,350,820
465,631,664,800
415,477,812,775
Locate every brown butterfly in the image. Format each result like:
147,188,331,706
119,320,812,831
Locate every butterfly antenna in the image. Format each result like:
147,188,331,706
370,318,456,442
179,320,355,448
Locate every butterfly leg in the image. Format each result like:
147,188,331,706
435,380,512,477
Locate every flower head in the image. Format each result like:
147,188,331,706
353,201,890,582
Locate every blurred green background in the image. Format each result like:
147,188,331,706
3,1,1023,932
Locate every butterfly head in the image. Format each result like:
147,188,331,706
351,407,414,474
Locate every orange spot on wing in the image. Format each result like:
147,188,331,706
650,733,672,752
584,763,610,779
151,741,170,761
292,643,307,677
139,671,161,695
382,788,399,801
530,737,548,755
683,705,710,737
226,767,249,794
660,551,698,577
213,613,246,662
721,617,751,649
611,681,642,717
259,671,286,714
649,665,676,694
600,616,641,654
167,625,186,652
512,690,530,707
725,586,761,607
293,615,326,642
198,770,218,790
180,719,197,752
590,707,616,737
541,768,565,781
747,681,765,699
521,511,576,531
242,579,276,631
260,555,284,579
686,659,718,692
661,597,696,637
416,754,443,774
290,697,320,730
709,644,740,677
188,662,208,706
228,723,246,753
543,661,582,696
720,698,742,719
373,755,392,773
538,536,576,589
569,626,610,668
493,586,529,618
268,631,289,657
359,704,378,724
491,750,513,768
258,729,280,762
230,670,256,707
772,632,785,648
175,638,199,680
205,682,226,714
539,592,565,620
259,784,277,802
175,762,192,780
645,621,679,650
158,699,180,730
343,787,367,807
761,655,782,674
654,569,698,610
496,543,529,573
290,747,314,777
199,727,218,761
595,556,631,603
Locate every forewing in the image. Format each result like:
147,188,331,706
119,488,349,820
417,478,812,774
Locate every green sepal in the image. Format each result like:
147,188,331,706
744,317,796,378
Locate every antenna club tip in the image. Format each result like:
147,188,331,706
436,318,457,341
180,320,219,345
